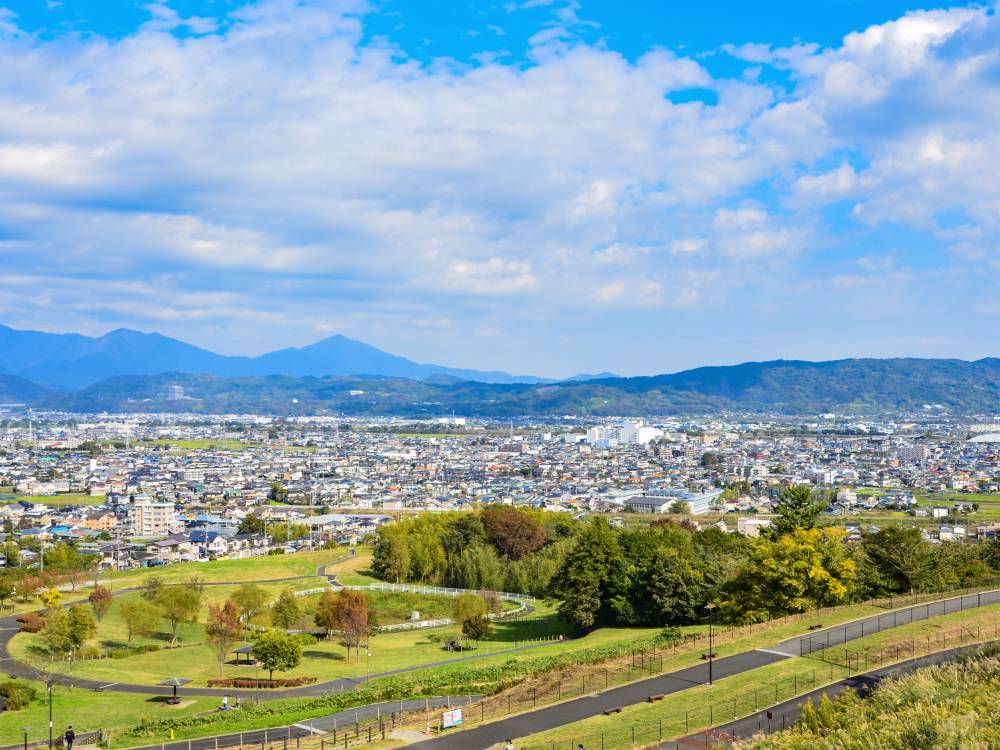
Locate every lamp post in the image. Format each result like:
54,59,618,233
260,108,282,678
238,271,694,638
47,680,53,750
705,603,717,687
22,725,29,750
366,649,371,684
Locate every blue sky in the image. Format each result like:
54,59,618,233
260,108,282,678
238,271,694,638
1,0,999,377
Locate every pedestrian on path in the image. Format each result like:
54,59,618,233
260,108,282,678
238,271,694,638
503,741,515,750
222,695,229,711
64,726,75,750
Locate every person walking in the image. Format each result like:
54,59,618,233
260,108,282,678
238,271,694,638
63,726,75,750
503,741,515,750
222,695,229,711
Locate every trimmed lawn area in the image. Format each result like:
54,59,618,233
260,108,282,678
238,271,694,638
6,493,104,506
96,547,362,587
10,591,572,688
0,684,214,747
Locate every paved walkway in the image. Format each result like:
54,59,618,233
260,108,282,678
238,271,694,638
0,562,550,700
405,588,1000,750
663,641,996,748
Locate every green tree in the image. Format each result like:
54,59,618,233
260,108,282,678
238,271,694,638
252,629,302,680
205,600,242,677
454,592,488,623
67,604,96,649
551,518,630,632
142,576,163,603
859,527,936,595
231,583,269,623
461,614,492,642
89,585,112,621
270,590,301,629
155,584,202,644
668,500,691,514
238,514,267,536
371,531,411,583
268,482,289,504
42,608,72,655
722,528,857,623
770,485,827,536
120,599,160,643
0,578,14,609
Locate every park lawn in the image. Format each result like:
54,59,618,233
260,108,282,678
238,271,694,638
8,493,104,506
11,594,573,688
514,605,1000,749
0,684,214,747
95,547,358,587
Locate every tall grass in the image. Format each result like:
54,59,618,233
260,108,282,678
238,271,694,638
740,648,1000,749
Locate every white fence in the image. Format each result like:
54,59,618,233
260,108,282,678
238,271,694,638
340,582,535,601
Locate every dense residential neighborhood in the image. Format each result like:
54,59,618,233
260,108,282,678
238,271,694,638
2,411,1000,573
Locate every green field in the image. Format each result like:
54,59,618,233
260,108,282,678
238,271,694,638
141,439,318,453
6,493,105,506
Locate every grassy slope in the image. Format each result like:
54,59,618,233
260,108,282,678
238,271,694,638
515,604,1000,748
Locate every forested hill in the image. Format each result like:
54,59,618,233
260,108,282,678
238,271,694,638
14,356,1000,415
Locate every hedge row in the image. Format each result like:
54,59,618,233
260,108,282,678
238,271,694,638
206,677,318,688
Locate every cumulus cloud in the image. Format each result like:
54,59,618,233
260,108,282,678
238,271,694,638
2,1,1000,371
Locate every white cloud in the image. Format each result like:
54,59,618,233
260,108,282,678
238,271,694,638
2,1,1000,369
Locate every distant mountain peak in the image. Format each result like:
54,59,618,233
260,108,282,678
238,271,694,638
0,322,546,388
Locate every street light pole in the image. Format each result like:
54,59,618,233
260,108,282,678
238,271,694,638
705,603,717,687
47,680,53,750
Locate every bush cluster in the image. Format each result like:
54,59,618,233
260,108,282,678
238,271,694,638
16,612,44,633
206,677,318,688
0,680,39,710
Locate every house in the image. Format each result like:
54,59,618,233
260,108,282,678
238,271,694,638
145,534,194,563
82,511,117,532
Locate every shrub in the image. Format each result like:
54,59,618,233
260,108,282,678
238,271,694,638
653,627,683,646
17,612,44,633
205,677,318,688
296,633,318,645
0,680,39,710
109,644,161,659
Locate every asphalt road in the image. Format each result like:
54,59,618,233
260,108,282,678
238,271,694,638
405,588,1000,750
662,642,996,749
124,696,482,750
406,650,787,750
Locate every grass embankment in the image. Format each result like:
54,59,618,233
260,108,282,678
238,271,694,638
513,605,1000,749
738,649,1000,749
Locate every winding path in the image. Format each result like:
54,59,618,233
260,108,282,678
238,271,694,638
0,558,547,701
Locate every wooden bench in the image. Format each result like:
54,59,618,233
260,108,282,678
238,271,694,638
647,694,665,703
603,706,623,715
808,624,824,631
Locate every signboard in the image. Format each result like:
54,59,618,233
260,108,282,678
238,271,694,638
441,708,464,729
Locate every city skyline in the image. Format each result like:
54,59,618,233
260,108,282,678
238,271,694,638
2,0,999,377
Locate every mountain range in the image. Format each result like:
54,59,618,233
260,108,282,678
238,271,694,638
0,324,564,387
2,324,1000,416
